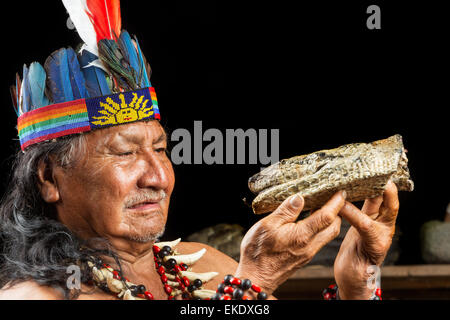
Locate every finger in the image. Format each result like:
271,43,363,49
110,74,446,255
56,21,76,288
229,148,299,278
377,180,400,225
362,196,383,218
265,193,305,227
300,190,346,241
339,201,375,239
308,216,342,255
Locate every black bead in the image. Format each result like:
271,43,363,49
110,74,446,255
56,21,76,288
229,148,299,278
257,291,268,300
129,285,138,295
187,284,197,292
193,279,203,288
182,292,190,299
162,245,172,253
158,250,169,259
224,274,234,285
240,279,252,290
217,283,225,293
165,258,177,269
211,293,222,300
137,284,146,294
233,288,244,300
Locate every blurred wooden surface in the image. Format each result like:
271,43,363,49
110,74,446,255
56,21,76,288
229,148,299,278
273,264,450,300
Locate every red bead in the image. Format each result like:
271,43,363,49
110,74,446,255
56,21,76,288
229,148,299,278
164,284,173,294
175,277,183,284
328,284,337,290
179,263,187,271
153,245,161,254
168,295,175,300
242,295,250,300
324,292,331,300
375,288,382,297
251,284,262,293
179,283,186,292
161,274,168,283
222,295,232,300
124,277,130,282
182,276,190,287
174,265,182,273
231,278,241,286
158,266,165,275
137,293,145,299
144,291,154,300
112,271,121,280
224,286,234,294
102,264,110,269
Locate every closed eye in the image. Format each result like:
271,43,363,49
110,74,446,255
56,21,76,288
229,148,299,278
118,151,134,156
155,147,167,154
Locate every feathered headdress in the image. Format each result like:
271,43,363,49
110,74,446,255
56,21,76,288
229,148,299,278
11,0,160,151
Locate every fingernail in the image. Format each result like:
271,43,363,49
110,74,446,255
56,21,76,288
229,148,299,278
290,194,303,208
342,190,347,199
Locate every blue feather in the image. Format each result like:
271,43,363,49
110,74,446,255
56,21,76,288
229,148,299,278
28,62,50,109
67,48,88,99
22,64,31,113
15,74,20,114
44,48,74,103
78,49,111,98
134,37,150,87
119,31,141,85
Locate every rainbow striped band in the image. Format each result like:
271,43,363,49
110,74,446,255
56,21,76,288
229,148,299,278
17,87,160,151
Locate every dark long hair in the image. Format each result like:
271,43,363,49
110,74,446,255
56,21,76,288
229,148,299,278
0,135,120,299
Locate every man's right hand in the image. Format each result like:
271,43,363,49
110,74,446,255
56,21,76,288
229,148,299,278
235,191,346,296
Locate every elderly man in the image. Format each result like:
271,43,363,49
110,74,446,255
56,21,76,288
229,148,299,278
0,1,398,300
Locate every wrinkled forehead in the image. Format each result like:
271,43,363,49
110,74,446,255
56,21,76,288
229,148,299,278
86,120,167,148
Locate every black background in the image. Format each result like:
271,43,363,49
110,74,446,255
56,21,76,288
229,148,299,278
0,0,448,265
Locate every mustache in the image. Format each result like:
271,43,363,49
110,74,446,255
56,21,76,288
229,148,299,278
124,190,167,208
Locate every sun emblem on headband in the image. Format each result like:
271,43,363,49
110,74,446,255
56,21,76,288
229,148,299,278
91,93,154,126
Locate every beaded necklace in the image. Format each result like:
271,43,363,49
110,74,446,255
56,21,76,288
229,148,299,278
86,238,218,300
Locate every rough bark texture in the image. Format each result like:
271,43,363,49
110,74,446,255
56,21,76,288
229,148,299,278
249,134,414,214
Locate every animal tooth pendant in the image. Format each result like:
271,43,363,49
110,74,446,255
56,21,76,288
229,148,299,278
192,289,217,299
154,238,181,249
106,275,124,293
179,271,219,283
164,248,206,265
91,266,105,282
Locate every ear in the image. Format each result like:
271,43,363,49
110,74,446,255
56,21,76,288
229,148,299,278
37,158,60,203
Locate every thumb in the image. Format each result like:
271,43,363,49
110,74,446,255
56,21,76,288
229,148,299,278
266,193,304,226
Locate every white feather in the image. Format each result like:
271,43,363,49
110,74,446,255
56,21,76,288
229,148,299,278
62,0,99,56
83,59,109,72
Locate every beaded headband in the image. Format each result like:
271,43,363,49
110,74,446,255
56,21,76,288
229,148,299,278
10,0,160,151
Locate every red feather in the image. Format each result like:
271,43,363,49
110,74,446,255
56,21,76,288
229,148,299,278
86,0,122,42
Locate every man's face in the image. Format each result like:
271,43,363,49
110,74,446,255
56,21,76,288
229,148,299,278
53,120,175,244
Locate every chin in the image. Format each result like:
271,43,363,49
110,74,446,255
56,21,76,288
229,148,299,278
125,228,165,243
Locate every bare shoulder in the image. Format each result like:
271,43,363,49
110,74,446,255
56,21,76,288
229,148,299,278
0,281,64,300
176,241,239,290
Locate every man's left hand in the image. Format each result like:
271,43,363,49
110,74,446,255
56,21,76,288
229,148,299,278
334,181,399,299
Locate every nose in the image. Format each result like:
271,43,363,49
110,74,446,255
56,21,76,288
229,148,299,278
136,150,173,192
